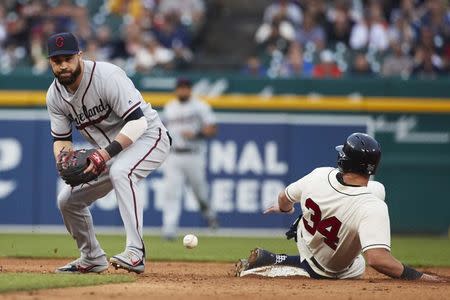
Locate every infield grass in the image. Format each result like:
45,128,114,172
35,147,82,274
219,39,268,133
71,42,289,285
0,273,134,293
1,233,449,266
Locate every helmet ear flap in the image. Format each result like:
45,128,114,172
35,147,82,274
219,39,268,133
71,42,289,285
337,158,345,172
365,162,377,175
335,145,347,172
337,157,352,173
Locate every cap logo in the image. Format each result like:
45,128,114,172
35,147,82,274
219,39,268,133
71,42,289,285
56,36,64,48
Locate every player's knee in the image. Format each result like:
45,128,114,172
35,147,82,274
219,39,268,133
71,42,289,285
109,163,129,182
57,190,71,211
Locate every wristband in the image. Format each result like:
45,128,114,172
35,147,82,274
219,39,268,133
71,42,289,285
105,140,123,158
400,264,423,280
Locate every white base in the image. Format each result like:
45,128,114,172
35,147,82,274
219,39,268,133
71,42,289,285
239,265,310,278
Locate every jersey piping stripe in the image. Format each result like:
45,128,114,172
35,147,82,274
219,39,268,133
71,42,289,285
121,102,140,119
75,106,112,130
80,62,111,145
327,169,371,197
92,125,110,144
51,129,72,138
80,61,96,106
83,129,101,148
127,127,163,248
54,81,101,148
361,244,391,252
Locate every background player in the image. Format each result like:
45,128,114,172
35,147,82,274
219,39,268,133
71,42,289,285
161,78,218,240
46,32,171,274
236,133,443,282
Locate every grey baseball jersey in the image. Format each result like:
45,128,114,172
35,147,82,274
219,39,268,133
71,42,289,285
162,97,216,152
286,167,390,278
46,60,171,261
160,97,216,238
47,60,162,147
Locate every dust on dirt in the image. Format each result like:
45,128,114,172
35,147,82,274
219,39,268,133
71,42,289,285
0,258,449,300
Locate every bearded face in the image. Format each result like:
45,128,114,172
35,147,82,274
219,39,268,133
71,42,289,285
49,54,82,86
176,86,191,103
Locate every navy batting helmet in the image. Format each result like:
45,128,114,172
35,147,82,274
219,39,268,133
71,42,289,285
335,133,381,175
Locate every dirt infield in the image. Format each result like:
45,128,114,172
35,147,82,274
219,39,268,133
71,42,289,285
0,258,449,300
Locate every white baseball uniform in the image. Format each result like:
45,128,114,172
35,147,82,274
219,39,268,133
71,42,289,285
285,167,390,279
46,60,171,259
161,96,216,238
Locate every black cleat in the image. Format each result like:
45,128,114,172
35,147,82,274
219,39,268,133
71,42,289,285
247,248,277,269
234,248,277,277
234,259,249,277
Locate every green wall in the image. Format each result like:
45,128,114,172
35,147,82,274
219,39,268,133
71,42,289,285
1,72,449,97
0,73,449,234
368,114,450,234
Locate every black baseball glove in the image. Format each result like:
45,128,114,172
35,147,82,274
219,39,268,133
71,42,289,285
285,213,303,242
56,149,106,187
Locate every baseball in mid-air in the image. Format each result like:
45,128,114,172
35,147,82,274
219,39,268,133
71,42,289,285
183,234,198,249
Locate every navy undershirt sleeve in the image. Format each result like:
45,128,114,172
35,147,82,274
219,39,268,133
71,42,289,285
124,107,144,123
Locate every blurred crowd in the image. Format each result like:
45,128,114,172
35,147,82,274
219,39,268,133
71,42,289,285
0,0,204,74
244,0,450,79
0,0,449,79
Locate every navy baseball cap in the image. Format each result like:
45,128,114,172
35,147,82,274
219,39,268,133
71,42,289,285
47,32,80,58
176,78,192,87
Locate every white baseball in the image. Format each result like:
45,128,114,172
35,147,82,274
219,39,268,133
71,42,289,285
183,234,198,249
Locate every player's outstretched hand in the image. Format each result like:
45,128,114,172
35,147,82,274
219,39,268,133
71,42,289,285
263,205,295,214
420,273,447,283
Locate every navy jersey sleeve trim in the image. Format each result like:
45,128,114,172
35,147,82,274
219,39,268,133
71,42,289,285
124,107,144,122
51,129,72,138
361,244,391,252
121,102,141,119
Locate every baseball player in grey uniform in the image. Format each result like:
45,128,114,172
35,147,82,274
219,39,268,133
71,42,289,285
161,78,218,240
235,133,443,282
46,32,171,274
